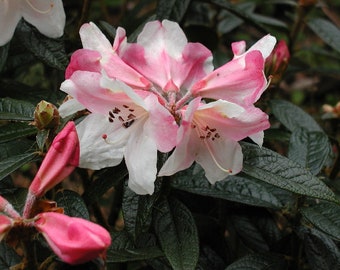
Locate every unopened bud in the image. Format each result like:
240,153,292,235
265,40,290,84
34,100,60,130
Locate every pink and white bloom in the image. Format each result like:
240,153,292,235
159,98,270,182
0,0,66,46
62,19,276,191
60,72,178,195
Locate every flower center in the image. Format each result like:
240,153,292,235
25,0,54,14
192,120,232,174
107,104,137,129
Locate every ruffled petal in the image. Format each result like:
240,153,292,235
21,0,65,38
243,34,277,59
79,22,112,52
76,113,125,170
58,98,86,118
191,50,267,106
121,20,213,92
0,0,21,46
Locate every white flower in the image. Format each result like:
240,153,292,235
0,0,65,46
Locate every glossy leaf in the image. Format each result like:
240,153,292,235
107,231,163,263
288,128,332,175
0,140,35,161
298,227,340,270
156,0,191,21
226,253,287,270
154,197,199,270
241,142,337,203
16,20,68,70
3,188,28,214
0,98,35,121
55,190,90,220
171,164,283,209
300,202,340,241
269,99,323,132
0,122,37,143
307,18,340,54
0,152,38,181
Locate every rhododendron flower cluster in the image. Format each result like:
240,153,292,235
60,20,276,195
0,122,111,265
0,0,66,46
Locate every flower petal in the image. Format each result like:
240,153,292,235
124,126,158,195
76,113,125,170
21,0,65,38
0,0,21,46
35,212,111,265
58,98,86,118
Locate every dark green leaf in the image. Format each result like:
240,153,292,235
0,152,38,181
269,99,323,132
99,21,116,39
16,20,68,70
0,122,37,143
154,197,199,270
0,98,35,121
307,18,340,54
288,128,332,175
298,227,340,270
0,43,9,72
0,242,22,269
55,190,90,219
196,245,226,270
107,230,163,263
241,142,337,203
226,253,287,270
300,202,340,241
0,139,35,161
156,0,191,21
3,188,28,214
171,164,283,209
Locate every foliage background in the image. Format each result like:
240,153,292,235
1,0,340,269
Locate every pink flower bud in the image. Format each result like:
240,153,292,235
265,40,290,84
29,121,80,198
34,212,111,265
0,196,20,219
0,215,14,241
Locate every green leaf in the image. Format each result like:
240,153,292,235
0,43,9,72
241,142,337,203
0,122,37,143
107,231,163,263
288,128,332,175
298,227,340,270
0,139,35,161
226,253,287,270
0,98,35,121
307,18,340,54
3,188,28,214
171,164,283,209
154,197,199,270
0,152,38,181
16,20,68,70
55,190,90,219
300,202,340,241
0,242,22,269
156,0,191,21
269,99,323,132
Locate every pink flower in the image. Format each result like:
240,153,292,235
0,0,66,46
61,73,178,194
62,20,276,191
29,121,80,198
23,121,79,218
265,40,290,84
35,212,111,265
159,98,270,182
